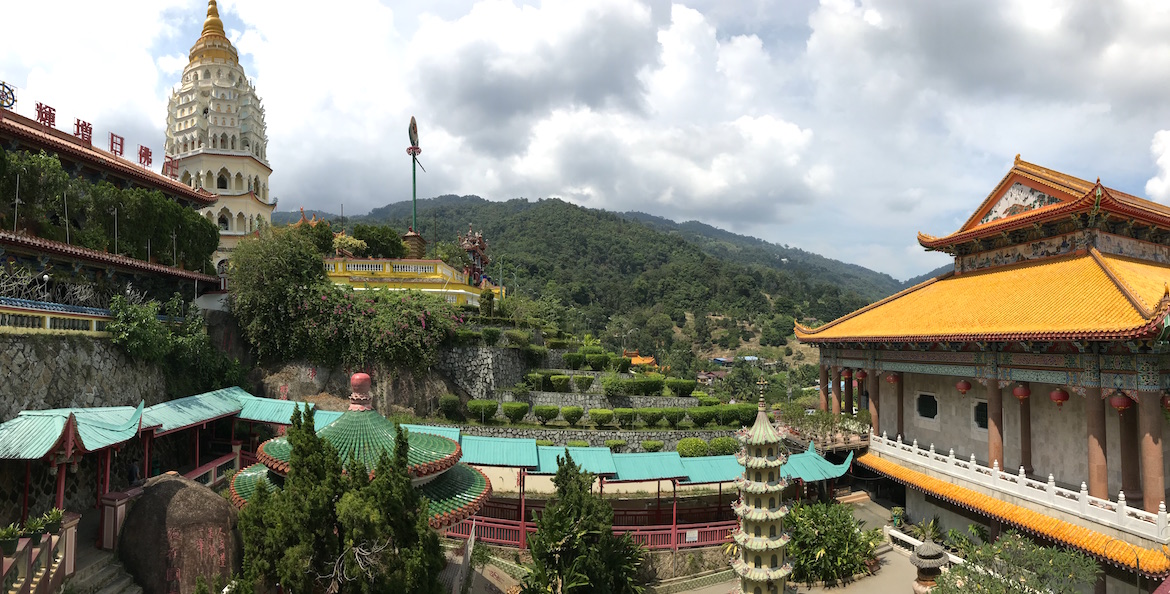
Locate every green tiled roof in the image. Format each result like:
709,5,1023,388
679,455,743,485
533,446,616,476
314,411,343,430
419,463,492,528
611,451,687,482
142,388,243,435
229,462,283,507
460,435,539,468
402,424,462,442
235,394,307,425
0,403,143,460
782,442,853,483
742,402,781,446
315,411,460,474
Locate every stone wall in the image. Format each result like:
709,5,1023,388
456,425,734,452
0,335,166,422
435,346,529,400
255,361,457,417
500,391,699,417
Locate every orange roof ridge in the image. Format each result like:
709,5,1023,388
1013,157,1095,193
794,269,953,337
1089,247,1152,318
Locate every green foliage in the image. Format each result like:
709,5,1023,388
0,524,18,539
933,531,1098,594
453,329,482,345
675,438,709,457
511,381,530,398
526,373,545,391
561,406,584,427
605,439,627,452
601,373,625,396
563,352,585,370
707,437,739,455
332,233,367,256
550,375,572,392
535,439,555,447
194,576,210,594
433,240,472,270
573,375,595,392
534,405,561,425
351,223,407,259
585,353,610,371
438,394,461,420
904,516,944,542
662,408,686,428
697,396,721,407
614,408,636,428
686,407,716,428
589,408,614,427
579,345,606,355
640,440,664,453
502,402,530,423
546,338,576,349
522,345,548,366
637,408,664,427
481,327,502,346
627,374,665,396
565,440,590,448
504,329,530,347
664,379,697,397
479,288,495,317
787,502,882,587
467,400,499,423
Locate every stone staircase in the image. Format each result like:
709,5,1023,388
65,548,141,594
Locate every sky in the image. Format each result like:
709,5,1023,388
6,0,1170,280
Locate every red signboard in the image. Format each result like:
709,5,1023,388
109,133,124,157
35,102,56,127
74,118,92,143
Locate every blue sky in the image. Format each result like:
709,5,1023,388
6,0,1170,280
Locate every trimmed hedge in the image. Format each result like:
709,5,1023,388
522,345,548,365
665,379,698,397
536,439,555,446
708,436,740,456
563,353,585,370
589,408,614,427
549,375,572,393
502,402,530,423
533,405,560,425
439,394,460,420
687,407,716,428
579,346,606,355
605,439,627,453
526,373,545,391
676,438,709,458
614,357,632,373
626,375,665,396
562,406,584,426
637,408,664,427
566,440,590,448
504,329,530,347
467,399,499,422
586,353,610,371
546,338,579,350
641,440,664,453
573,375,595,392
454,329,482,345
662,408,687,428
614,408,636,427
601,374,624,397
481,327,502,346
693,391,709,399
697,396,721,407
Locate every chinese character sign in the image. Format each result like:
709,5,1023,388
35,102,56,128
138,146,152,167
162,155,179,178
109,133,124,157
74,119,92,143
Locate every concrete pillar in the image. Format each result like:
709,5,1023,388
1120,404,1142,503
988,382,1004,469
831,366,842,416
843,370,854,415
819,364,829,412
1138,392,1165,514
867,368,880,435
895,373,904,439
1018,390,1032,474
1086,387,1108,499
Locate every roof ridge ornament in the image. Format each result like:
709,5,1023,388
202,0,226,38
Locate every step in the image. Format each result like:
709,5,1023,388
69,558,125,594
836,491,872,504
94,571,135,594
68,549,116,589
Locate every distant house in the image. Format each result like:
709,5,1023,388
697,370,728,386
623,350,657,368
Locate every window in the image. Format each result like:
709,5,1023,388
217,175,228,189
218,215,229,230
768,497,775,508
973,401,988,430
754,526,760,537
769,525,776,537
917,394,938,419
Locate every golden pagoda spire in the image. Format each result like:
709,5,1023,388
201,0,226,38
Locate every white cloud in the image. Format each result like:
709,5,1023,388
1146,130,1170,203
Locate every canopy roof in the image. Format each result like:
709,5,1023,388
142,388,242,435
0,403,143,460
610,452,688,483
534,446,617,476
459,435,540,468
783,442,853,482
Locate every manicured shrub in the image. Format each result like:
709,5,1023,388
662,408,687,428
536,439,555,446
589,408,614,427
467,399,499,423
614,408,636,427
563,352,585,370
526,373,545,391
687,407,716,428
615,357,632,373
601,373,625,396
533,405,561,425
586,353,610,371
697,396,721,407
708,436,740,456
714,405,737,426
566,440,590,448
665,379,698,397
627,374,664,396
481,327,502,346
562,406,585,426
439,393,461,420
573,375,595,392
676,437,709,458
641,440,664,453
454,329,482,345
512,381,530,398
550,375,572,393
546,338,575,349
605,439,627,453
522,345,548,365
504,329,530,347
734,403,759,426
638,408,664,427
579,345,606,355
502,402,530,423
692,391,708,399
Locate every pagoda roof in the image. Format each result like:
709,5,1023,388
0,230,219,284
795,249,1170,344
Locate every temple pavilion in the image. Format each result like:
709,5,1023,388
797,156,1170,590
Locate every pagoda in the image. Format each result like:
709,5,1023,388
730,379,792,594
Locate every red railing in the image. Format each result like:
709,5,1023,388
444,516,737,551
476,500,734,525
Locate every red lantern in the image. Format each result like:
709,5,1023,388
1109,392,1134,413
1012,383,1030,400
886,373,898,384
956,380,972,395
842,369,853,379
1049,388,1069,408
855,370,867,380
1162,392,1170,411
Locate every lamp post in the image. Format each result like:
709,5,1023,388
12,171,22,233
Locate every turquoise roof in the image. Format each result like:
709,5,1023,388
534,446,616,476
0,402,143,460
314,411,344,430
782,442,853,483
611,452,688,482
402,424,462,442
679,455,744,485
235,394,308,425
142,388,243,435
460,435,539,468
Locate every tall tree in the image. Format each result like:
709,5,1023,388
352,223,407,259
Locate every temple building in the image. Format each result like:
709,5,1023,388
797,156,1170,590
730,381,791,594
165,0,275,273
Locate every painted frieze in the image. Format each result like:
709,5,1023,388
979,182,1063,225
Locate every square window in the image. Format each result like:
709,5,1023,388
917,394,938,419
973,401,988,430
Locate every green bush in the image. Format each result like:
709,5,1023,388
467,399,499,423
454,329,482,345
605,439,627,453
573,375,595,392
438,393,461,420
512,381,530,398
504,329,531,347
662,408,687,428
692,391,708,399
481,327,502,346
534,405,561,425
586,353,610,371
502,402,530,423
562,352,585,370
589,408,614,427
550,375,572,392
561,406,585,426
601,374,625,396
788,502,883,586
697,396,721,407
566,440,590,448
687,406,716,428
676,438,709,457
526,373,545,391
535,439,555,447
665,379,698,397
638,408,664,427
546,338,576,349
614,408,636,427
734,403,759,426
522,345,548,366
641,440,664,452
708,436,740,456
579,345,606,355
627,374,665,396
615,357,632,373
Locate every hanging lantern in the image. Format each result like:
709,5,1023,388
1012,383,1031,400
1049,388,1070,408
1109,391,1134,413
956,380,972,395
855,370,868,380
842,369,853,379
1162,392,1170,411
886,373,898,384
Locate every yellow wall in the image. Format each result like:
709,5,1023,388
323,258,504,306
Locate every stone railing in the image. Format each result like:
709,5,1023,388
871,433,1169,543
886,527,963,566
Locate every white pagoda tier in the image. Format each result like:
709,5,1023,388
731,382,792,594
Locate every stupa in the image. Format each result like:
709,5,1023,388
730,379,792,594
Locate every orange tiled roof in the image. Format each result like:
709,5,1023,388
795,249,1170,343
858,452,1170,578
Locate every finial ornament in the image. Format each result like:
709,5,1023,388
757,377,768,410
202,0,226,37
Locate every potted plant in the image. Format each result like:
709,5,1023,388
0,523,18,557
22,517,45,547
42,508,63,534
890,506,905,528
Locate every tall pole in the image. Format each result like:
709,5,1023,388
13,172,19,233
412,155,417,231
63,191,69,244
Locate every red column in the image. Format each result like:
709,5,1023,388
1086,387,1107,499
988,381,1003,469
843,371,854,415
1120,404,1142,502
195,428,201,468
831,367,842,417
143,433,152,479
867,368,879,435
1018,389,1032,474
55,462,67,509
519,469,527,549
818,364,829,412
1138,392,1165,513
672,480,678,551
